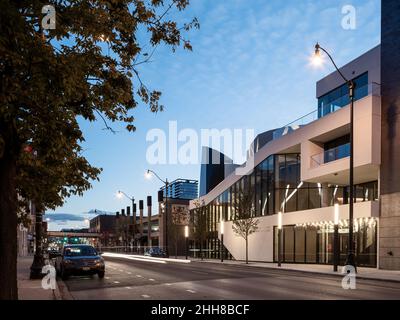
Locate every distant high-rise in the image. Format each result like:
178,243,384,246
160,179,198,200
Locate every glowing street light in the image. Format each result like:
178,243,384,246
278,212,282,267
312,43,357,271
334,204,340,225
333,204,340,272
146,169,170,256
184,225,189,260
220,219,224,263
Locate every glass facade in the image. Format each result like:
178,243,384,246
317,72,369,118
273,217,377,267
324,135,350,163
190,152,379,265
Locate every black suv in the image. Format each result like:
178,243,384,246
55,244,105,280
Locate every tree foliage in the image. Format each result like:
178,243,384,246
0,0,198,299
191,199,206,259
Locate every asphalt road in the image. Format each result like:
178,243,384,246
62,257,400,300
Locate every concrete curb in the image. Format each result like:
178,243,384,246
193,260,400,284
56,279,74,300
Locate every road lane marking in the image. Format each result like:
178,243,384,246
149,278,155,281
127,272,132,274
125,287,132,289
119,269,124,272
165,283,172,286
105,277,110,280
191,271,209,275
186,289,196,293
136,275,143,278
141,294,151,298
113,281,120,284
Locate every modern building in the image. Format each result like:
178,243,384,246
199,147,238,197
158,190,191,256
160,178,198,200
189,43,389,269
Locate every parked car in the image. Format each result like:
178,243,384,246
47,248,61,259
55,244,105,280
144,247,169,258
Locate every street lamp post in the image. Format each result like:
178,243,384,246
146,169,169,256
185,225,189,260
117,191,135,251
277,211,282,267
333,204,340,272
30,201,45,279
313,43,357,271
220,220,224,263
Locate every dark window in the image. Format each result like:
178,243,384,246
318,72,368,118
324,134,350,163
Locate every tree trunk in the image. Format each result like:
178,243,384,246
0,126,18,299
245,237,248,264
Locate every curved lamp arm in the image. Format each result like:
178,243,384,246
118,190,134,201
147,169,168,185
315,43,350,83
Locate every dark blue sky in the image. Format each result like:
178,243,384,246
47,0,380,230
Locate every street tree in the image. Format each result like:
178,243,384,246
232,187,259,264
191,199,206,260
0,0,198,299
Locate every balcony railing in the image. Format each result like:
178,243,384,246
310,143,350,168
273,82,381,141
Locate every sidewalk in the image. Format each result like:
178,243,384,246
192,258,400,283
17,256,62,300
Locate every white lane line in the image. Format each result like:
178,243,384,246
113,281,120,284
191,270,209,275
119,269,124,272
105,277,110,280
141,294,151,298
149,278,155,281
127,271,132,274
165,283,172,286
125,286,132,289
136,275,143,278
186,289,196,294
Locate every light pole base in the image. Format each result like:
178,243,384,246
345,253,357,273
30,254,45,279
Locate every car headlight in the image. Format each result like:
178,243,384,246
95,258,104,265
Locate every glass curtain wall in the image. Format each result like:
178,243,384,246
190,153,378,262
273,218,377,267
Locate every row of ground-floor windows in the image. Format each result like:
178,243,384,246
188,218,377,267
273,219,377,267
188,236,233,260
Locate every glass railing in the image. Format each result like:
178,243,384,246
273,83,381,142
311,143,350,168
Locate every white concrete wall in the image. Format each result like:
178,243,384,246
301,95,381,184
191,94,381,209
219,201,378,262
